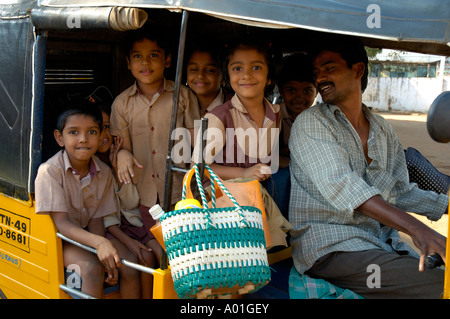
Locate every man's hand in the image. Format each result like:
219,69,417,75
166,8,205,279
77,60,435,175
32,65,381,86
358,195,447,272
409,224,446,272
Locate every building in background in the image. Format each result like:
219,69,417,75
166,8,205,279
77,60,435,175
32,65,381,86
364,49,449,112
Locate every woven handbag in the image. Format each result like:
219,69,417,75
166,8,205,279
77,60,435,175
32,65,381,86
160,164,271,299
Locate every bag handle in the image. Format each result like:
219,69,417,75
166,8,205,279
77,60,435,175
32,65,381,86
192,164,249,228
181,165,223,201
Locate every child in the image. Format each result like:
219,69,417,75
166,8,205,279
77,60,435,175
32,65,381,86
110,28,201,256
193,38,281,181
96,102,155,299
272,53,318,217
192,38,292,249
96,103,114,166
277,53,318,165
185,40,231,115
34,102,140,298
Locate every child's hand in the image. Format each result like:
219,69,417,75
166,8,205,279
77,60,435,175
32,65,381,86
126,239,153,267
117,149,143,184
104,268,119,286
96,239,122,284
109,136,124,171
243,164,271,181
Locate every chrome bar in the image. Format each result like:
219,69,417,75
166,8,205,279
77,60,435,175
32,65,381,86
59,284,97,299
57,233,156,274
163,9,189,213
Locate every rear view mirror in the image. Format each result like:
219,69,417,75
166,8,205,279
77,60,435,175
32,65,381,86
427,91,450,143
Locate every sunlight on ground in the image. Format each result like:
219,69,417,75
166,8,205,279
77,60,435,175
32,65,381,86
377,112,427,122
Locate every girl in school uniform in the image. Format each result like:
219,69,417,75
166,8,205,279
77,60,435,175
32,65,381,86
185,40,232,116
192,38,292,250
193,37,281,181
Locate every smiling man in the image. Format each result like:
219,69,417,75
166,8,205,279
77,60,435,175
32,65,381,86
288,35,448,299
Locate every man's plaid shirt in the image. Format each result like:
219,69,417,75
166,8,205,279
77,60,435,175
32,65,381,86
288,103,448,274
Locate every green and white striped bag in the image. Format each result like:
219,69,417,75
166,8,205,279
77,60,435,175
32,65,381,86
160,164,271,299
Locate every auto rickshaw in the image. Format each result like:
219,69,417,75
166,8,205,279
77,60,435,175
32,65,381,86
0,0,449,299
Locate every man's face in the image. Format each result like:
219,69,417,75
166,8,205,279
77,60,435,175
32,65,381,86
312,50,362,106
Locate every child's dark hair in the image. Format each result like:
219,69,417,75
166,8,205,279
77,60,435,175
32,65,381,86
124,24,172,58
183,38,224,84
56,101,103,133
278,53,314,88
185,38,223,67
94,102,111,117
221,37,277,94
310,35,368,92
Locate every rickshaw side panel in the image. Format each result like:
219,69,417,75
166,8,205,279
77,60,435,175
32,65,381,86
0,194,68,299
0,4,67,299
152,268,178,299
0,14,39,201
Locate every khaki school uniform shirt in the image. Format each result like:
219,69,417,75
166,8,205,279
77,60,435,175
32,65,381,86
202,88,225,116
110,79,200,207
34,150,118,228
103,181,143,229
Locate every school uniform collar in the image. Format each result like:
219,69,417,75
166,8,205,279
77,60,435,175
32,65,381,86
230,94,277,121
206,89,225,113
128,78,168,97
62,150,100,179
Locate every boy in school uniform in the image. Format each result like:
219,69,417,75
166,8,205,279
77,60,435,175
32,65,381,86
110,28,200,259
277,53,318,166
35,103,140,298
272,53,318,217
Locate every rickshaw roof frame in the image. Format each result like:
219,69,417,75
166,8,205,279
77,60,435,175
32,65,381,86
33,0,450,56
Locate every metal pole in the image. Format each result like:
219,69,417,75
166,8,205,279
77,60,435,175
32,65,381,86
57,233,155,275
198,117,208,183
163,9,189,212
59,284,97,299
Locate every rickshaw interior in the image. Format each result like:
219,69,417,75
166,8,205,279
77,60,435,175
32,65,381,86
38,9,317,299
40,9,339,161
1,1,450,299
40,8,450,165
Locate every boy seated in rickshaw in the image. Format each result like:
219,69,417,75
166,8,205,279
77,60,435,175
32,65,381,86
35,103,141,298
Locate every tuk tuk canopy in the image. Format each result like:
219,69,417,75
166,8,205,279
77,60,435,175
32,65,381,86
36,0,450,56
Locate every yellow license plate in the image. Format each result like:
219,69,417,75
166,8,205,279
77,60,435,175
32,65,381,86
0,209,30,253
